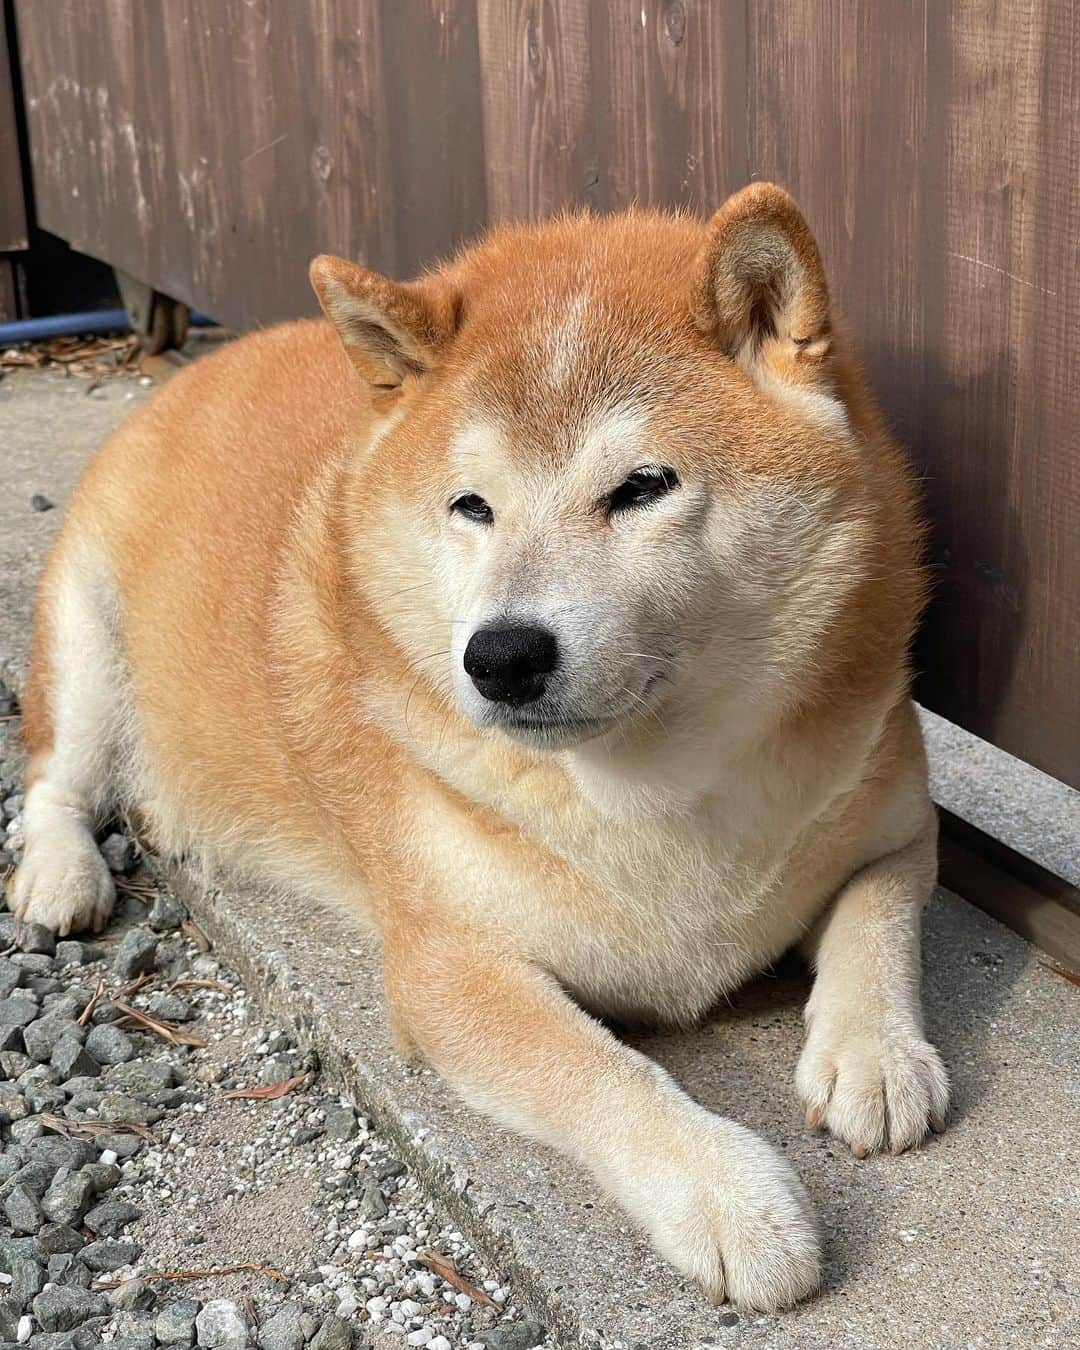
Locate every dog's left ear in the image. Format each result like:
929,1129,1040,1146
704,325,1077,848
692,184,844,427
310,255,459,386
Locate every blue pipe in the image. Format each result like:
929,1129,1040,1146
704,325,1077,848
0,308,216,345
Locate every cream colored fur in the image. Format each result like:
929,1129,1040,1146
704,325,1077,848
12,186,947,1311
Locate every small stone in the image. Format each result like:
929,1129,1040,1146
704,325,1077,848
256,1302,303,1350
15,924,55,957
32,1286,109,1333
717,1311,740,1326
147,892,187,931
35,1224,85,1257
5,1159,56,1198
26,1135,94,1171
322,1105,356,1140
41,1171,95,1226
12,953,53,977
78,1238,142,1272
0,1049,32,1078
30,494,54,513
0,958,22,1000
107,1277,157,1312
47,1250,89,1287
308,1316,352,1350
50,1039,99,1082
0,998,38,1028
40,989,91,1020
97,1091,159,1126
0,1024,27,1055
109,1058,176,1092
53,942,88,968
92,1133,143,1160
154,1298,201,1346
374,1158,407,1183
194,1298,248,1347
84,1024,134,1066
146,992,194,1022
474,1327,547,1350
2,1080,31,1123
3,1184,44,1235
9,1116,44,1143
358,1181,388,1221
99,834,136,874
0,1301,20,1341
111,928,158,979
298,1315,319,1344
23,1019,85,1064
80,1161,121,1193
84,1197,141,1237
25,976,63,997
10,1250,46,1304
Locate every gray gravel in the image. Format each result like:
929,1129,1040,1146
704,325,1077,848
0,699,547,1350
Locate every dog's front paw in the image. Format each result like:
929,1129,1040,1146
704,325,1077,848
796,1014,949,1156
8,833,115,936
636,1112,822,1311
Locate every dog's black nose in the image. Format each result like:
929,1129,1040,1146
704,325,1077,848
463,624,558,706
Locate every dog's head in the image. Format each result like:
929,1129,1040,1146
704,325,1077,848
312,185,921,753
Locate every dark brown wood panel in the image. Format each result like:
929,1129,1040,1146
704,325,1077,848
917,0,1080,786
11,0,1080,787
475,1,595,219
0,6,28,252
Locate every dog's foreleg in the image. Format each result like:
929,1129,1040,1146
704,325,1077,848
385,917,822,1311
9,538,122,935
795,823,949,1155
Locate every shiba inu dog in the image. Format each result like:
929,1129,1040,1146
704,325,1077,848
11,184,948,1311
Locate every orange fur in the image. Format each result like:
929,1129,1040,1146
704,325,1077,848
14,187,946,1309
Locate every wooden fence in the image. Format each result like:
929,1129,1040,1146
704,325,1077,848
10,0,1080,790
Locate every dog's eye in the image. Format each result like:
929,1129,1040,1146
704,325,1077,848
607,465,679,516
450,493,494,525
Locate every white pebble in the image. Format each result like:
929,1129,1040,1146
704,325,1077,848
454,1292,472,1311
99,1149,118,1166
406,1331,432,1347
16,1316,32,1344
428,1338,451,1350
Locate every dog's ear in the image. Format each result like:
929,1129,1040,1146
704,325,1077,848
692,184,845,428
310,255,458,386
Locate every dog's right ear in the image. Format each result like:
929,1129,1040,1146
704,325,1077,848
309,255,459,387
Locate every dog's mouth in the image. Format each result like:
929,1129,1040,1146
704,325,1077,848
489,670,673,748
494,711,615,747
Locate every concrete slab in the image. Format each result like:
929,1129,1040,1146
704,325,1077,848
2,359,1078,1348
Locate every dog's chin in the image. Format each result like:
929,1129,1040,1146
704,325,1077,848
495,713,616,749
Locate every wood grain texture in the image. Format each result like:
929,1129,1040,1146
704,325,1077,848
10,0,1080,786
0,5,28,251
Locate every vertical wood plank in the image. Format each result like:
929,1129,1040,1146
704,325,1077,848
0,5,28,251
596,0,749,212
475,0,594,220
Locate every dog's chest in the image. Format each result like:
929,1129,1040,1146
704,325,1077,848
534,809,819,1021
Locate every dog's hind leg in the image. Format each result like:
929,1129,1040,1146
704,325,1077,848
8,532,125,935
